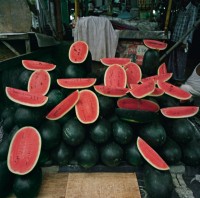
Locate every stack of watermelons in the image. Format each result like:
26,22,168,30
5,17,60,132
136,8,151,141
0,40,200,198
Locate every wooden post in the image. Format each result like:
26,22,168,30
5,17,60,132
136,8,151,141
164,0,172,33
75,0,79,21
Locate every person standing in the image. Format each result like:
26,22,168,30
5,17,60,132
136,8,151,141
167,0,198,83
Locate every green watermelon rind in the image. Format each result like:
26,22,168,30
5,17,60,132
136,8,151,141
137,137,169,171
7,126,42,175
28,70,51,96
143,39,168,51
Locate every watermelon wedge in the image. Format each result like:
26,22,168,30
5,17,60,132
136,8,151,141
46,90,79,120
158,63,168,75
100,57,131,66
22,60,56,71
137,137,169,171
6,87,48,107
57,78,96,89
94,85,129,97
149,88,164,97
143,40,168,50
141,73,172,84
160,106,199,118
157,81,192,100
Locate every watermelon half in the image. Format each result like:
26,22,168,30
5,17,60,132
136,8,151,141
143,40,168,50
75,89,99,124
28,70,51,95
57,78,96,89
160,106,199,118
7,127,41,175
46,90,79,120
22,60,56,71
69,41,89,63
137,137,169,171
6,87,48,107
100,57,131,66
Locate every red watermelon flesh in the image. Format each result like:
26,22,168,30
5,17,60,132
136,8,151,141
149,87,164,97
117,98,160,112
57,78,96,89
100,57,131,66
141,73,172,84
94,85,129,97
124,62,142,86
46,90,79,120
143,39,168,50
22,60,56,71
75,90,99,124
160,106,199,118
157,63,167,75
28,70,51,95
7,127,41,175
137,137,169,171
69,41,89,63
104,64,127,88
6,87,48,107
129,80,155,99
157,81,192,100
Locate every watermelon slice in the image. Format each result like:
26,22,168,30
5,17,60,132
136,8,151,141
149,87,164,97
160,106,199,118
46,90,79,120
104,64,127,88
28,70,51,95
69,41,89,63
124,62,142,86
129,80,155,99
117,98,160,112
137,137,169,171
100,57,131,66
22,60,56,71
75,90,99,124
6,87,48,107
57,78,96,89
7,127,41,175
143,40,168,50
141,73,172,84
158,63,168,75
94,85,129,97
157,81,192,100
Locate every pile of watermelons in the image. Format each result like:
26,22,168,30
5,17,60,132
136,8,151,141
0,40,200,198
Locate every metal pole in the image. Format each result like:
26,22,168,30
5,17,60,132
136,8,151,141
164,0,172,33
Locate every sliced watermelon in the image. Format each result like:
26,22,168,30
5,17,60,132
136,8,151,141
158,63,167,75
143,40,168,50
57,78,96,89
137,137,169,171
22,60,56,71
28,70,51,95
117,97,160,112
104,64,127,88
46,90,79,120
94,85,129,97
69,41,89,63
141,73,172,84
75,90,99,124
6,87,48,107
7,127,41,175
160,106,199,118
100,57,131,66
157,81,192,100
149,87,164,97
129,80,155,99
124,62,142,86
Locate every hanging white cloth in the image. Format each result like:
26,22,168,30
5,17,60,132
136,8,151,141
74,16,119,61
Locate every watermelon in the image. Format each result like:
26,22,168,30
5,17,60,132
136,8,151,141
100,57,131,66
129,80,155,98
46,90,79,120
124,62,142,86
117,97,160,112
7,127,41,175
22,60,56,71
104,64,127,88
149,87,164,97
143,39,168,50
75,89,99,124
28,70,51,95
158,63,168,75
137,137,169,170
160,106,199,118
157,81,192,100
57,78,96,89
94,85,129,97
69,41,89,63
6,87,48,107
141,73,172,84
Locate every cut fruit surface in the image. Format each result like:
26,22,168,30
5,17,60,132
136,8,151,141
100,57,131,66
143,40,168,50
